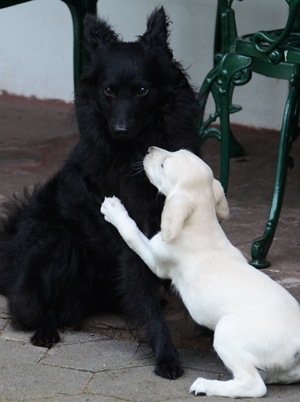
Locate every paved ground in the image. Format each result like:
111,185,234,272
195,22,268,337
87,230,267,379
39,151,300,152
0,93,299,401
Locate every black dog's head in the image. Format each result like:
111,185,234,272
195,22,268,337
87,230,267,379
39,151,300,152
78,7,192,142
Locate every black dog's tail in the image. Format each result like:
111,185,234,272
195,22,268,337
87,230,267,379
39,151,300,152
0,190,29,295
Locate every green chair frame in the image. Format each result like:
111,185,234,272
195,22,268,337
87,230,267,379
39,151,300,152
0,0,97,94
199,0,300,268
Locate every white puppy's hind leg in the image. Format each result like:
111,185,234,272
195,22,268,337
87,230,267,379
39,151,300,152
190,315,267,398
190,365,266,399
261,362,300,385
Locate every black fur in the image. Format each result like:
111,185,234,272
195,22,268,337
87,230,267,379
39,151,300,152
0,7,198,379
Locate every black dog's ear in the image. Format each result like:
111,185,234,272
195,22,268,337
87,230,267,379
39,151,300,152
84,14,119,55
141,6,170,48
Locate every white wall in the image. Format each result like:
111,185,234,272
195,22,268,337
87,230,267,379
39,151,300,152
0,0,289,130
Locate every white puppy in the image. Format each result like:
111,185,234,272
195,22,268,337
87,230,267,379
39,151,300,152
101,146,300,398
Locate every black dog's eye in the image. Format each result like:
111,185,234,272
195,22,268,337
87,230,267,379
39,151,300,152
136,87,149,97
104,88,114,97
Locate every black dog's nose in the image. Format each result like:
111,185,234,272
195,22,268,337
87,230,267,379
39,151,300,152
114,125,129,136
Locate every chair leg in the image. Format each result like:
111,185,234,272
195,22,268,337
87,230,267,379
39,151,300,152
61,1,97,135
250,80,300,268
198,65,246,158
217,52,252,193
65,4,85,92
197,65,221,143
61,1,97,92
198,1,245,157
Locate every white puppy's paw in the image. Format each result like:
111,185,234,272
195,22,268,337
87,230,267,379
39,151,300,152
189,377,209,396
100,196,128,227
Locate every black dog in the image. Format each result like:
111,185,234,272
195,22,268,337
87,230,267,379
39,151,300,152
0,7,198,379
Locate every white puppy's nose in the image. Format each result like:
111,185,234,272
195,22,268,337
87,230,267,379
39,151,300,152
147,146,156,156
148,146,162,154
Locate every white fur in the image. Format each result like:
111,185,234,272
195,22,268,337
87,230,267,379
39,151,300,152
101,146,300,398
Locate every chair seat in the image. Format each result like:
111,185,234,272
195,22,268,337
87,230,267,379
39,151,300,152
236,29,300,65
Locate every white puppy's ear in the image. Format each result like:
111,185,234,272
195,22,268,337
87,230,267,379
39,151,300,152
213,179,229,221
161,194,194,242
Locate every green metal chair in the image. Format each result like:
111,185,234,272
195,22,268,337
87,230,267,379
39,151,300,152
199,0,300,268
0,0,97,94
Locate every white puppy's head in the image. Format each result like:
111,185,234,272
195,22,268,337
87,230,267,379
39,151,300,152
144,146,229,241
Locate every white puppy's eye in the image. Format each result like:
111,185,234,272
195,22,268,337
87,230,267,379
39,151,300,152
161,157,168,168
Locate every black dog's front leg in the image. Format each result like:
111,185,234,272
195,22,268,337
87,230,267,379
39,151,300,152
119,249,183,380
30,310,60,348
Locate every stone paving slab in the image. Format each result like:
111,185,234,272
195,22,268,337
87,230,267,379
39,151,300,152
43,339,152,372
0,360,92,401
0,317,7,330
87,366,209,401
0,339,47,366
0,327,300,402
36,397,123,402
179,348,227,374
87,365,300,402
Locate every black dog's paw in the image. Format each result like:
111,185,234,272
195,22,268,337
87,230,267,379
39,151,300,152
155,354,183,380
30,327,60,348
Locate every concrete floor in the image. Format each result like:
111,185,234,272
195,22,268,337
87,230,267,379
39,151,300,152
0,92,299,350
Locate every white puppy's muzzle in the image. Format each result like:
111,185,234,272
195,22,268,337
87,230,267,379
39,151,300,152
143,147,169,191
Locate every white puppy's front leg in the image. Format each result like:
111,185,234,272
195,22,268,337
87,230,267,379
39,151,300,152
101,197,156,271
